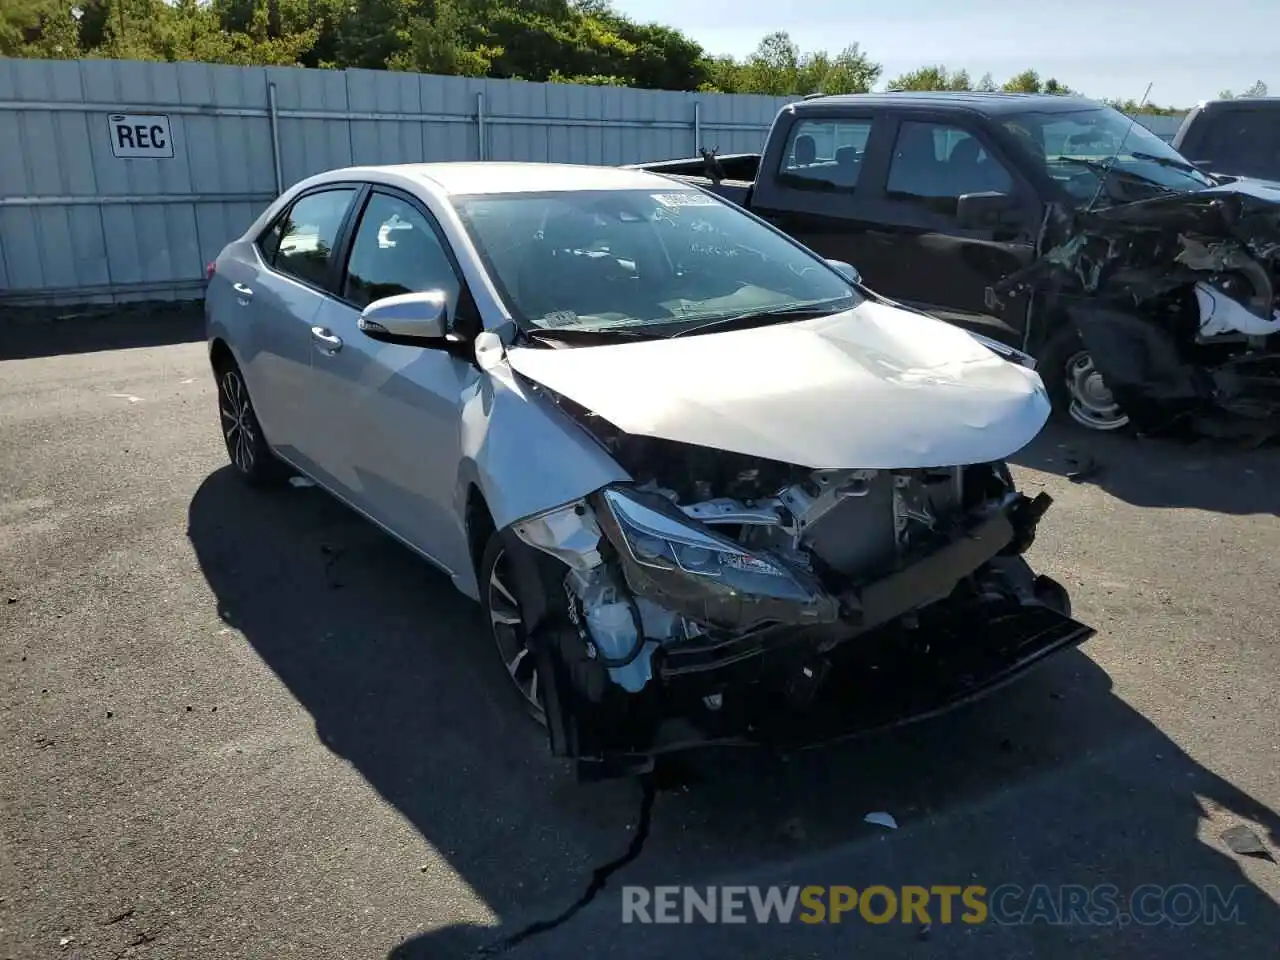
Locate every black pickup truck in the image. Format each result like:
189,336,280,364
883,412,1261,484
1172,97,1280,182
630,92,1280,436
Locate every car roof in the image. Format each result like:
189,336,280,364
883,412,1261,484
794,91,1106,117
308,161,681,196
1193,97,1280,110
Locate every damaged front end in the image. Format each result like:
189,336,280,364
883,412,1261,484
996,181,1280,434
502,427,1095,776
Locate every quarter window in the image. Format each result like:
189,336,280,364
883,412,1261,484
342,192,461,312
269,188,357,288
886,121,1014,216
778,118,874,191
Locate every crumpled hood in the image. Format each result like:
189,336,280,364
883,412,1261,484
1088,177,1280,231
505,299,1050,470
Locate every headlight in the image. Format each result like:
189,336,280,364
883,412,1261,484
602,488,790,581
596,486,839,631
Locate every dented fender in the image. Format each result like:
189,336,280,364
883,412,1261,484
451,333,628,598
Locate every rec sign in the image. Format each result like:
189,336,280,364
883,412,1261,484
108,113,174,159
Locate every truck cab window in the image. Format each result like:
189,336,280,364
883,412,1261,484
1201,111,1280,179
778,119,873,191
886,121,1013,216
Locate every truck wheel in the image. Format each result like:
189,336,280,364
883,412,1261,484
1038,322,1130,432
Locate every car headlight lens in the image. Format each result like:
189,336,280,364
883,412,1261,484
602,487,790,580
596,486,840,631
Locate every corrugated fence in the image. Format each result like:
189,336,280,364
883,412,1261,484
0,56,1187,307
0,57,791,306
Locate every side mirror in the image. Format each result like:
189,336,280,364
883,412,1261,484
956,191,1019,230
358,290,450,344
826,259,861,285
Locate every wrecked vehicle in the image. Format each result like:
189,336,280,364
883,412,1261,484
205,161,1094,777
631,93,1280,435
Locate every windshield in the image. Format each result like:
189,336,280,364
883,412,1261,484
450,188,859,333
1001,106,1216,204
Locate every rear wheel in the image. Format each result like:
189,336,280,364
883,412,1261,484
214,357,289,486
1039,323,1130,432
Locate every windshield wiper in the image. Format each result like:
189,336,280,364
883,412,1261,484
1051,156,1178,195
524,325,662,346
1129,151,1223,184
670,299,852,338
1129,151,1203,175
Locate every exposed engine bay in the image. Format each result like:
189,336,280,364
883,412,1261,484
505,398,1094,775
991,180,1280,435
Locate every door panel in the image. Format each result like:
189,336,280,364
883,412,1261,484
852,117,1039,344
309,190,475,574
750,115,885,277
241,187,358,469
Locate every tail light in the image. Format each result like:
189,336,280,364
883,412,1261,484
205,260,217,280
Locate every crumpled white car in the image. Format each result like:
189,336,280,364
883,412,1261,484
205,161,1094,777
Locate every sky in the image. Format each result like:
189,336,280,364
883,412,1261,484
608,0,1275,107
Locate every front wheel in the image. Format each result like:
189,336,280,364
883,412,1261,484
479,532,547,727
1038,324,1130,432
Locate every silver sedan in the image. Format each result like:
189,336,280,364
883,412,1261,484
205,161,1093,777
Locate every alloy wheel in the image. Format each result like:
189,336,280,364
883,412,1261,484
486,547,546,725
219,369,258,472
1064,350,1129,431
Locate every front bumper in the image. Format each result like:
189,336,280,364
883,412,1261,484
539,581,1093,772
517,492,1094,772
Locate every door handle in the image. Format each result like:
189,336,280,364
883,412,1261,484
233,282,253,297
310,326,343,354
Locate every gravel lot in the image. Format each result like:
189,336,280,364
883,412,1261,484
1,314,1278,959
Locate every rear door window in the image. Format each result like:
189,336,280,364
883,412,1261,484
886,120,1014,218
778,118,875,191
267,188,358,289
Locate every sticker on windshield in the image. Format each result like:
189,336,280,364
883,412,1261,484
651,192,718,208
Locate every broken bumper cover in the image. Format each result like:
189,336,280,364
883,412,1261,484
521,488,1094,764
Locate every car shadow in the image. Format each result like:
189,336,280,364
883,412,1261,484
1012,421,1280,516
186,467,1280,960
0,300,205,361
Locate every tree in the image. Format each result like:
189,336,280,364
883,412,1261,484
1242,80,1269,98
726,31,879,96
885,65,971,92
0,0,83,58
0,7,1201,111
1002,68,1043,93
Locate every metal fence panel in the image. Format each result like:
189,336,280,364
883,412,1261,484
0,56,1186,306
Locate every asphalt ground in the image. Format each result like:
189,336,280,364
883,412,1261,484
1,314,1277,959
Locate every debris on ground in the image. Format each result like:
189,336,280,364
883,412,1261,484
1065,450,1102,483
864,811,898,830
1221,824,1274,861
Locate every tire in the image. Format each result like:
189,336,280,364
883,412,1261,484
1037,321,1131,432
213,356,290,487
479,532,547,726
